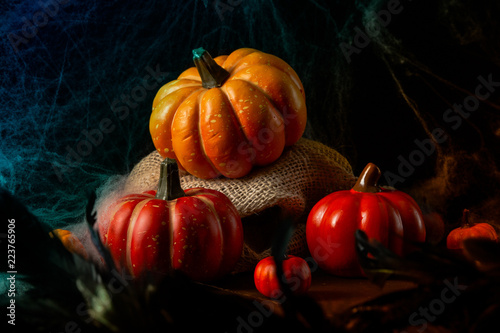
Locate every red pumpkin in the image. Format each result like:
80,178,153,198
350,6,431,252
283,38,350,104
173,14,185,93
422,211,446,245
447,209,498,251
149,47,307,179
254,255,311,298
98,158,243,281
306,163,426,277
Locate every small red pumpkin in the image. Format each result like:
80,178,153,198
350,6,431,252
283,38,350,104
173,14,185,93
98,158,243,281
254,255,311,298
306,163,426,277
446,209,498,252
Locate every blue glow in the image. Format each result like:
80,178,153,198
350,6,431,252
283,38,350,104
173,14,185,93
1,0,500,233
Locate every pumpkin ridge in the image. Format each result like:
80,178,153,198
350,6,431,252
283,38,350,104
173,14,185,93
227,76,282,116
192,195,225,274
325,193,351,229
249,64,303,100
152,86,205,159
171,89,218,178
381,196,404,253
227,51,258,72
223,77,273,104
218,83,254,160
229,52,304,96
165,84,205,101
227,72,302,148
198,87,250,177
155,80,203,108
125,198,153,275
167,199,175,271
195,89,222,178
169,198,181,272
171,196,223,279
102,199,130,242
222,78,284,148
221,49,259,73
357,192,373,231
105,197,146,269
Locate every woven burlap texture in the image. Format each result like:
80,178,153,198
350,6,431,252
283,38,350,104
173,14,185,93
123,137,356,273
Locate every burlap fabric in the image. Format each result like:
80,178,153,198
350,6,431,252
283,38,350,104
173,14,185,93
122,138,356,273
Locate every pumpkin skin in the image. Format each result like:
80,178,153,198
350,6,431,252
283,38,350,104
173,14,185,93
254,255,311,298
49,228,88,259
98,159,244,281
306,163,426,277
150,47,307,179
422,211,446,245
447,209,498,251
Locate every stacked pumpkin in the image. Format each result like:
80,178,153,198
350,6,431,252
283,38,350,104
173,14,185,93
101,47,308,282
150,47,307,179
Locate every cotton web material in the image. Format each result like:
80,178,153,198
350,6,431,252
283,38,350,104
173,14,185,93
1,0,500,260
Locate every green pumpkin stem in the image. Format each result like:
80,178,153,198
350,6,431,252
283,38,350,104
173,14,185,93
352,163,382,193
155,158,185,201
193,47,230,89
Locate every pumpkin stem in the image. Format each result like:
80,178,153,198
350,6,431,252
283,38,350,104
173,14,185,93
352,163,382,193
461,209,471,228
193,47,230,89
155,158,185,201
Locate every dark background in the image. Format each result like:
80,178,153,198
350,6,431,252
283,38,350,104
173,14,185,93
1,0,500,229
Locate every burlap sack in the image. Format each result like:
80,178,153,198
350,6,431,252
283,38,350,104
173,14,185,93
123,138,356,273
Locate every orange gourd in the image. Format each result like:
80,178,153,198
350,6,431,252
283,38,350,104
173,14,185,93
446,209,498,252
150,47,307,179
49,228,88,259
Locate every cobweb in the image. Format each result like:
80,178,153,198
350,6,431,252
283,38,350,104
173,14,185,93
1,0,500,233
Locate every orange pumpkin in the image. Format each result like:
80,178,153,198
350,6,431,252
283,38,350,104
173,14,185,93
49,228,88,259
149,47,307,179
446,209,498,252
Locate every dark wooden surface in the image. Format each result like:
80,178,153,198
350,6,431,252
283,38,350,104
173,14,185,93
212,269,418,320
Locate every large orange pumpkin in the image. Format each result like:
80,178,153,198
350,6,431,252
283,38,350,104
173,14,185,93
150,47,307,179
